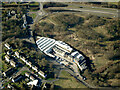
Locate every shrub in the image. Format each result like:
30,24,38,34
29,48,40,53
54,14,84,28
43,2,68,8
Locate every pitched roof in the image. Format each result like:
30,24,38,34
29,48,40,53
5,43,10,47
30,75,35,80
5,55,10,59
38,70,45,75
25,72,30,77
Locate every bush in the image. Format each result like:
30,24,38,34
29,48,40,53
85,16,106,27
43,2,68,8
77,27,104,40
54,14,84,28
108,51,120,60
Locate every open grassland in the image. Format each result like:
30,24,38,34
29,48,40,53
54,70,87,88
34,12,120,87
29,13,37,19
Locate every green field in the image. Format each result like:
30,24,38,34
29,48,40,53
34,12,120,87
29,13,37,19
54,70,87,88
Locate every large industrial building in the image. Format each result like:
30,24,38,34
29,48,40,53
36,36,87,71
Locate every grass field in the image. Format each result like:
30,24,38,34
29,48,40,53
29,13,37,19
54,70,87,88
35,12,120,87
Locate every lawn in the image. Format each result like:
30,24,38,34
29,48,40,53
21,70,28,75
54,70,87,88
29,13,37,19
29,2,39,6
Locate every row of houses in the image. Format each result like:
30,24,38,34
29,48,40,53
25,72,36,81
11,72,40,85
15,51,46,78
4,43,46,78
25,72,42,87
5,55,18,67
11,72,42,88
3,43,19,77
4,43,12,50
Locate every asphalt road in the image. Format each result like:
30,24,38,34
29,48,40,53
46,2,118,18
47,7,118,18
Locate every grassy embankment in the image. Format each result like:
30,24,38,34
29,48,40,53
54,70,87,88
34,12,120,87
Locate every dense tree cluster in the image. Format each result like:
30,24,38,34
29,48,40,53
43,2,68,8
86,2,119,9
85,16,106,27
2,8,29,41
53,14,84,28
106,20,120,38
4,37,55,79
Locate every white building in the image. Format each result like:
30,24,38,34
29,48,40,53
5,55,10,63
36,37,87,71
15,51,20,58
38,70,46,78
32,66,38,72
26,61,32,67
25,72,30,78
27,80,38,86
10,60,16,67
60,61,69,66
20,56,26,62
7,50,13,55
36,37,56,58
36,37,73,57
55,41,73,53
30,75,35,81
4,43,12,49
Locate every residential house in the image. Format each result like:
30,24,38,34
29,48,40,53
3,68,16,77
4,43,12,49
30,75,35,81
38,70,46,78
60,61,69,66
25,72,30,78
5,55,10,63
11,10,16,15
32,65,38,72
26,61,32,67
15,51,20,58
7,84,12,89
10,60,17,67
12,75,23,82
20,55,26,62
7,84,15,89
27,80,38,86
7,50,13,55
